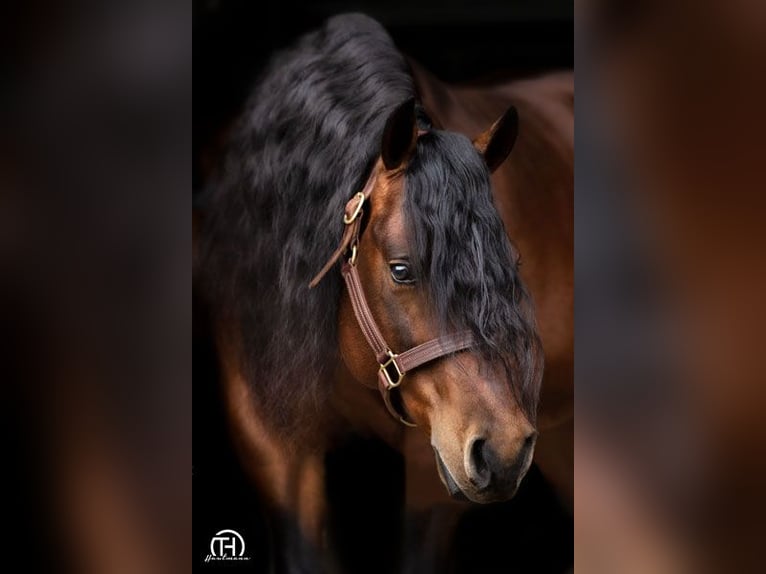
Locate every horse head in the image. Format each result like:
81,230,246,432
327,99,544,503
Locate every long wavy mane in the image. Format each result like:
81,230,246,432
403,122,543,421
199,13,542,439
198,14,415,436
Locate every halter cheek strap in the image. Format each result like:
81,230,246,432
309,161,475,426
308,162,380,289
343,259,474,425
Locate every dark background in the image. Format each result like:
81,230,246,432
193,0,572,192
193,1,572,572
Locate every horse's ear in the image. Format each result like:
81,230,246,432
473,106,519,173
381,98,417,170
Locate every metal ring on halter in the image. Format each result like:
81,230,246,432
343,192,365,224
379,350,404,389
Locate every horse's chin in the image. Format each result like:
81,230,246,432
433,448,520,504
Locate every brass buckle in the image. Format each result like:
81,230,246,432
380,350,404,388
343,192,365,224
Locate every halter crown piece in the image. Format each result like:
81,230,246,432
309,156,475,427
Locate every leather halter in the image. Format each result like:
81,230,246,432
309,159,475,426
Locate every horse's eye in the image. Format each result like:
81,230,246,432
390,262,415,284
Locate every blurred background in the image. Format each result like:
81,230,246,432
576,1,766,572
3,0,766,572
1,1,190,573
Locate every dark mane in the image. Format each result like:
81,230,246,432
199,13,542,437
403,132,544,420
198,14,415,437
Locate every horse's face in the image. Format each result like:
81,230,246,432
338,100,543,503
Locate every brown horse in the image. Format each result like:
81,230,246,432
196,13,572,572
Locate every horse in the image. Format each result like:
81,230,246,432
196,13,572,572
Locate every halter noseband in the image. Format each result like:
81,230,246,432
309,159,475,426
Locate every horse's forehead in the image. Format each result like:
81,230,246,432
373,172,407,231
366,174,411,253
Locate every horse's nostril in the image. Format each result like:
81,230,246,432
468,438,492,488
466,433,537,493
